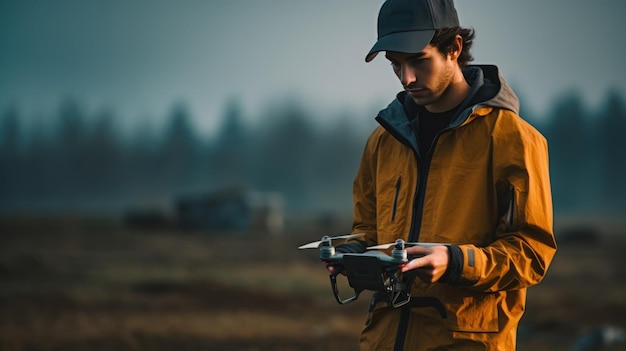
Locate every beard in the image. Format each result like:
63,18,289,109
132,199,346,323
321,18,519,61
407,62,456,108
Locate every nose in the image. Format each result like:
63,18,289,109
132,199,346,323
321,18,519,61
398,64,416,87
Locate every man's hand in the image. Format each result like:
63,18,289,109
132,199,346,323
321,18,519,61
326,264,336,273
325,264,345,275
401,245,449,283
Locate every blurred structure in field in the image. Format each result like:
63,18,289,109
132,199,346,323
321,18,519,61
175,187,284,235
123,187,284,235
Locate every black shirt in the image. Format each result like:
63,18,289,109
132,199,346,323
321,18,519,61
402,94,463,157
416,106,458,156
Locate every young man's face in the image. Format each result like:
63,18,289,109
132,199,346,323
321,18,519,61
385,44,457,110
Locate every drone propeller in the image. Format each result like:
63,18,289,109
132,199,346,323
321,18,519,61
298,233,365,249
367,241,446,250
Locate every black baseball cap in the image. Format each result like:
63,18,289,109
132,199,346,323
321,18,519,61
365,0,459,62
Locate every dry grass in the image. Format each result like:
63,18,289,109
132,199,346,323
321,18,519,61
1,215,625,350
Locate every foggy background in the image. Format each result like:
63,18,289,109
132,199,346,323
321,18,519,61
1,0,626,219
2,2,626,351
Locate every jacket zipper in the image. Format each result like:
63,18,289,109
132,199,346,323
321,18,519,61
407,132,439,242
376,106,471,351
395,131,443,351
391,176,402,221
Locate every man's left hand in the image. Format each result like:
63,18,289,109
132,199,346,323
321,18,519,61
401,245,449,283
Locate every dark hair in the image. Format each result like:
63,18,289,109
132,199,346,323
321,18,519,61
430,27,475,67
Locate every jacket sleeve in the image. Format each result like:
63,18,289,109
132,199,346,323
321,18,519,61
454,114,557,291
350,128,382,248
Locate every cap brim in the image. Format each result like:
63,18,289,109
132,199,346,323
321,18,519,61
365,30,435,62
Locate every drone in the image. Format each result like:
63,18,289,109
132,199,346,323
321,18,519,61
298,233,443,307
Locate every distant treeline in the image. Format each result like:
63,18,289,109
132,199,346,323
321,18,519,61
1,90,626,216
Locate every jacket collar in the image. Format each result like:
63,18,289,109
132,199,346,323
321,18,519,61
375,65,519,149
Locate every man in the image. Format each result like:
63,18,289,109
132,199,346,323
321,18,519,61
334,0,557,350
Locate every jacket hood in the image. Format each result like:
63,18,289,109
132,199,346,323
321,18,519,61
376,65,520,150
467,65,519,114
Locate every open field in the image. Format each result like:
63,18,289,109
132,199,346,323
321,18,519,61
1,215,625,350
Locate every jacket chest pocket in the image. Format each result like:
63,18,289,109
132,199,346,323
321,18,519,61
376,175,410,243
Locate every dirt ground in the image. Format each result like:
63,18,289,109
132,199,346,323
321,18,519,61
0,215,625,351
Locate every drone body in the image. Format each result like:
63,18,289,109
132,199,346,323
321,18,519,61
298,234,439,307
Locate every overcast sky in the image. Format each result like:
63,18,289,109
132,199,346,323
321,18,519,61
1,0,625,136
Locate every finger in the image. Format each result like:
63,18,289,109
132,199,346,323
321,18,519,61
401,257,422,272
405,246,432,255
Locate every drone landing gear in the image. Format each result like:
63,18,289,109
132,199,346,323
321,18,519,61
329,254,415,307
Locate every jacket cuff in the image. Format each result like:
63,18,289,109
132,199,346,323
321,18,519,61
439,244,463,284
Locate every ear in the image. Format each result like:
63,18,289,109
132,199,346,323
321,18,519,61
449,34,463,61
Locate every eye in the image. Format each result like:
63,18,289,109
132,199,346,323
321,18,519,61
410,58,426,66
390,61,400,71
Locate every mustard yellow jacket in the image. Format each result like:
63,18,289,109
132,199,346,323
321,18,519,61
351,65,557,350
